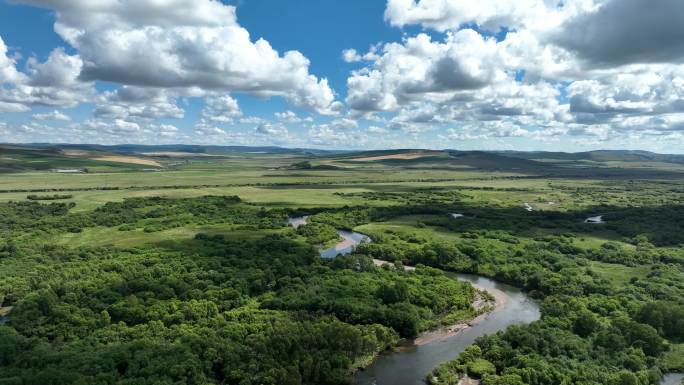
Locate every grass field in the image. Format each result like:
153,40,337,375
588,261,652,285
1,151,682,226
1,145,683,383
56,224,282,248
3,145,683,216
660,344,684,371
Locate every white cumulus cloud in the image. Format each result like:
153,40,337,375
14,0,339,114
202,94,243,123
33,110,71,121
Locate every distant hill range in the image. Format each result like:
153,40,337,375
494,149,684,165
0,144,338,173
331,148,684,170
1,143,683,174
17,143,337,156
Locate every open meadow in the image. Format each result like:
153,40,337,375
1,145,683,385
4,0,684,383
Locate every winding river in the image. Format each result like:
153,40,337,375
355,274,539,385
320,230,371,258
661,374,684,385
287,216,371,259
288,216,541,384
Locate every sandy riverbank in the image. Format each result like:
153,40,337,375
288,221,512,353
333,233,358,250
372,259,509,346
0,306,12,325
414,287,507,346
373,258,417,271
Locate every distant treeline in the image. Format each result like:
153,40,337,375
0,196,476,385
0,176,543,194
26,194,73,201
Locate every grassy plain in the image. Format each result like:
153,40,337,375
2,145,684,384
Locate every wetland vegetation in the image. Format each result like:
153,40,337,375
0,145,683,385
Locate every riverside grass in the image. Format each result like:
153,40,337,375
0,147,683,384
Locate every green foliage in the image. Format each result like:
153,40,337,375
658,344,684,372
297,222,340,245
262,259,474,338
1,154,684,384
0,195,288,239
0,197,477,384
348,193,684,384
467,358,496,378
27,194,73,200
635,302,684,342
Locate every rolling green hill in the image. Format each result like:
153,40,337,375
497,149,684,164
3,144,684,177
0,145,163,173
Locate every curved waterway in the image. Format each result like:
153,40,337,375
288,217,540,384
661,374,684,385
355,273,540,385
287,216,371,258
320,230,371,258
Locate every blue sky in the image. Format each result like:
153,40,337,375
0,0,683,153
0,0,411,146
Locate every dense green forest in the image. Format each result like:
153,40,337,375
330,192,684,385
0,154,683,385
0,197,478,385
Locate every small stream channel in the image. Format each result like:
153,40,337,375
288,216,541,384
355,273,540,385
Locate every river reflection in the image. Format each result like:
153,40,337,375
662,374,684,385
355,273,540,385
288,216,542,385
319,230,370,258
288,216,371,258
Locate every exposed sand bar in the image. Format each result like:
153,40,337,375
93,156,163,167
348,151,445,162
372,259,509,346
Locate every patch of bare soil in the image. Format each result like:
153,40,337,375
140,152,217,157
348,151,445,162
93,156,162,167
62,150,91,156
458,376,480,385
372,259,509,346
